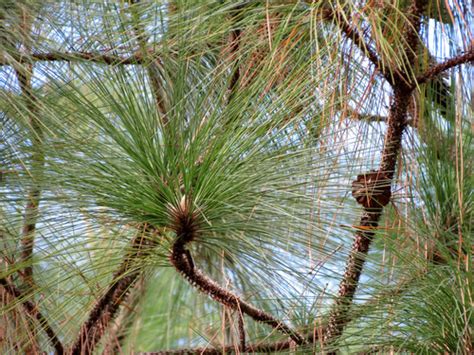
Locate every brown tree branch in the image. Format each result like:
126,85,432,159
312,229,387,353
147,331,327,354
171,248,305,345
167,198,306,346
322,0,426,346
149,276,416,354
321,7,392,85
16,61,42,290
102,275,146,354
345,110,416,128
0,51,144,66
143,339,294,355
130,0,169,125
10,4,42,301
414,48,474,87
0,278,64,354
337,19,386,79
226,4,244,103
0,10,46,353
237,309,245,352
71,229,155,355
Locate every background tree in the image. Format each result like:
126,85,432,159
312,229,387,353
0,0,472,354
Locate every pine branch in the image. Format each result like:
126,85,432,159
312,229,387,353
237,309,245,352
148,333,328,354
10,3,42,299
167,197,306,346
16,61,42,289
71,229,155,355
150,277,416,354
0,51,144,66
130,0,168,125
145,340,294,354
0,278,64,354
102,275,146,354
171,247,306,345
226,4,244,103
323,0,427,346
414,48,474,87
322,6,391,84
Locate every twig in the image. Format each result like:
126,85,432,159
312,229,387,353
142,340,292,354
130,0,168,125
414,49,474,87
0,51,144,66
227,4,244,102
145,339,298,354
0,278,64,354
147,331,327,354
324,6,390,84
345,110,417,127
71,229,155,355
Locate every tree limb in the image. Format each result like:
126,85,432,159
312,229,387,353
144,340,294,354
11,3,41,297
414,48,474,87
167,198,306,346
0,51,144,66
322,6,391,84
0,278,64,354
102,275,146,354
16,60,42,289
149,276,416,354
130,0,169,125
237,309,245,352
71,228,155,355
147,332,327,354
323,0,426,346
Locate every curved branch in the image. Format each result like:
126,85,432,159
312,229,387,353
167,199,306,346
0,278,64,354
170,248,306,345
316,5,391,84
150,277,415,354
414,48,474,87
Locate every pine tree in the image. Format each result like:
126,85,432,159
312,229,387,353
1,1,472,353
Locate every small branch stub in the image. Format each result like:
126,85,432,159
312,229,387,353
352,170,391,209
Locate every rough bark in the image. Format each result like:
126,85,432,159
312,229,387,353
0,278,64,354
71,231,155,355
168,198,306,346
322,0,426,346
